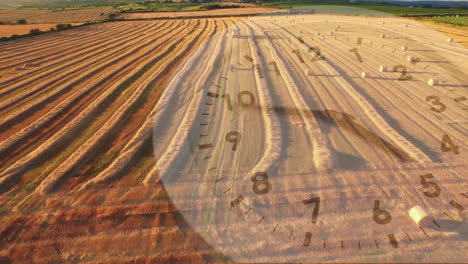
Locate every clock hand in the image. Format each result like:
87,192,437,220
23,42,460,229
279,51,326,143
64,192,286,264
248,105,413,162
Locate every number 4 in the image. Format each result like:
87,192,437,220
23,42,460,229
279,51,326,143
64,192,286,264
441,134,459,154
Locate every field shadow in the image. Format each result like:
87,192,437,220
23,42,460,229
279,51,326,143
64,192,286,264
427,219,467,242
321,59,441,162
250,105,416,163
335,151,366,170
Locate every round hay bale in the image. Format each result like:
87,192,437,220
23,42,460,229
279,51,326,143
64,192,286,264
379,66,387,72
316,32,320,36
380,34,386,38
407,56,415,62
361,72,369,78
305,69,313,76
447,38,454,43
428,78,439,86
401,45,408,51
408,205,431,227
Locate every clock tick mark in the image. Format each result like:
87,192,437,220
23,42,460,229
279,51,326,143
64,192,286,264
204,103,213,106
406,232,412,241
341,240,344,250
443,212,455,219
375,240,379,249
202,113,209,115
258,216,265,224
244,55,254,63
215,176,222,181
223,188,231,193
420,227,428,236
460,192,468,199
245,207,252,215
200,123,208,126
454,96,466,102
204,156,212,160
207,92,219,98
289,229,294,239
449,200,464,212
200,134,208,137
358,241,361,251
273,224,279,232
230,195,244,207
198,143,212,149
387,234,399,248
303,232,312,247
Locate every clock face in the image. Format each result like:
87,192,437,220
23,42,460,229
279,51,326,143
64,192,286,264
151,6,467,263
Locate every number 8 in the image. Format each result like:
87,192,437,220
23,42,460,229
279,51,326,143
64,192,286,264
251,172,272,195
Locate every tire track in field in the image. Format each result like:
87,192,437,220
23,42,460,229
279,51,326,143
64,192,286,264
142,19,229,185
0,24,146,90
76,19,228,189
267,19,433,164
0,21,197,187
0,21,180,154
0,22,162,99
248,19,335,172
0,22,130,68
318,29,467,164
0,22,171,118
37,19,214,193
0,23,150,89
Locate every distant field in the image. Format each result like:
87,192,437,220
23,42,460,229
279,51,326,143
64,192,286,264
261,0,468,16
0,24,63,37
431,16,468,26
118,3,243,12
0,8,116,24
118,7,276,19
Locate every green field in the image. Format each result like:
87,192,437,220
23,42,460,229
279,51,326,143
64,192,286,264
430,16,468,26
116,3,242,12
261,0,468,16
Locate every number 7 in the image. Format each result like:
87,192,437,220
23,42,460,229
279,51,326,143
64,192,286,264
303,196,320,224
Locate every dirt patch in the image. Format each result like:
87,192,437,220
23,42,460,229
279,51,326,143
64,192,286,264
0,23,81,37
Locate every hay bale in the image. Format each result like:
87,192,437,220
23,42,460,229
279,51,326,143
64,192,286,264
329,32,334,35
401,45,408,51
428,78,439,86
361,72,369,78
229,64,236,70
305,69,313,76
447,38,454,43
379,66,387,72
380,34,386,38
316,32,320,36
407,56,415,62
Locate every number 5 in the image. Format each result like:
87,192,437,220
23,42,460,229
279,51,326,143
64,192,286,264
420,173,440,198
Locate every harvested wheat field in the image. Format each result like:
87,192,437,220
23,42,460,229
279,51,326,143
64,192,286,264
0,7,466,264
0,8,116,24
118,7,277,19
